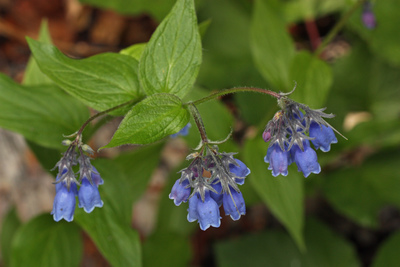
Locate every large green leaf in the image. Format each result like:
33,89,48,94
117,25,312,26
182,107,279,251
1,209,21,267
322,150,400,228
372,231,400,267
250,0,294,91
0,74,89,149
289,51,333,107
27,38,143,115
243,136,305,250
139,0,202,98
10,214,82,267
105,93,189,147
215,218,359,267
23,20,53,85
283,0,347,23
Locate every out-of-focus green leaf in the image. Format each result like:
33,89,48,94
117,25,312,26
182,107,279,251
250,0,294,92
27,38,143,115
1,208,21,267
23,20,53,85
372,231,400,267
348,0,400,66
11,214,82,267
289,51,333,107
322,150,400,228
120,43,147,61
0,74,89,149
198,19,212,39
215,218,359,267
244,136,305,250
283,0,347,22
79,0,175,21
75,145,162,267
104,94,189,147
139,0,202,98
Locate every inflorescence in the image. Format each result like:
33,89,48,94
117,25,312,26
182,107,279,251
262,93,340,178
51,135,103,222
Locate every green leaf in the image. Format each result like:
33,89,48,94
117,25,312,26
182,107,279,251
23,20,53,85
120,43,147,61
322,150,400,228
139,0,202,98
27,38,143,115
0,74,89,149
1,208,21,267
11,214,82,267
250,0,295,91
198,19,212,39
105,93,189,147
283,0,347,23
289,51,333,107
215,218,359,267
348,0,400,66
372,231,400,267
243,136,305,250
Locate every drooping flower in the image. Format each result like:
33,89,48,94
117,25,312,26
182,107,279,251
51,181,77,222
309,121,337,152
78,176,104,213
169,178,191,206
290,140,321,178
222,186,246,221
170,123,191,138
264,143,292,177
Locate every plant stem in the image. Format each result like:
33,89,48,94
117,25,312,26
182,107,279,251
314,0,367,57
188,103,208,143
187,87,281,107
77,98,141,136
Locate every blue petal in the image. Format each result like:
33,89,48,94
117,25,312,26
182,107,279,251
309,122,337,152
78,178,104,213
291,140,321,178
210,182,223,206
187,193,199,223
170,123,191,138
91,166,104,186
51,183,77,222
196,192,221,231
222,187,246,221
229,159,250,185
169,179,191,206
265,143,291,177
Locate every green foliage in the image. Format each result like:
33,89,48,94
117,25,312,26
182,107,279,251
1,209,21,267
120,43,147,61
27,38,143,115
10,214,82,267
372,231,400,267
105,93,189,147
215,218,359,267
139,0,202,98
0,74,89,149
244,136,305,250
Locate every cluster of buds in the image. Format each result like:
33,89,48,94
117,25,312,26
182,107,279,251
51,136,103,222
169,144,250,230
262,94,341,177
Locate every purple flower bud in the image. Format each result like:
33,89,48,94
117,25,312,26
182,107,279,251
229,159,250,185
362,2,376,29
309,122,337,152
170,123,191,138
51,183,77,222
91,166,104,186
290,140,321,178
262,130,272,142
222,187,246,221
264,143,291,177
169,179,191,206
78,178,104,213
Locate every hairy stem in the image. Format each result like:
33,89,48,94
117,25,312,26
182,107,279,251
188,103,208,143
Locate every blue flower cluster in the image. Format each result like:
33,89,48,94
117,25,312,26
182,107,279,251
169,146,250,230
51,142,103,222
263,99,338,178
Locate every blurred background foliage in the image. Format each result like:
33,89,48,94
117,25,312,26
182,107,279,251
0,0,400,266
